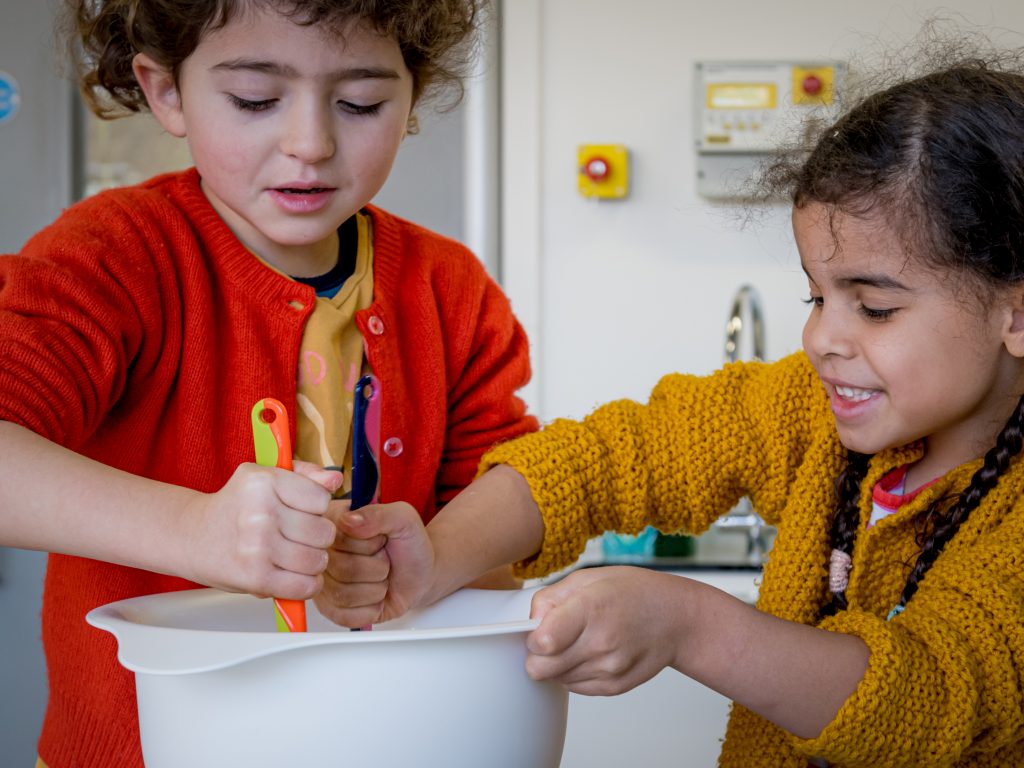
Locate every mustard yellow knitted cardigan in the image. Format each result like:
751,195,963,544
480,352,1024,768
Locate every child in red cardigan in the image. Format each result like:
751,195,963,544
0,2,534,766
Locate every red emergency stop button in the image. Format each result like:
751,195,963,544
582,156,611,181
802,74,823,96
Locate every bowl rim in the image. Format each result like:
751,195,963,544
87,587,540,675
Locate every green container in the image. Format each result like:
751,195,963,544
653,531,696,557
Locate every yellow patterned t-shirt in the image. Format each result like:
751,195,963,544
293,212,374,493
251,213,374,493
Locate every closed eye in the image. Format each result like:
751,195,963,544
227,94,276,112
859,305,898,321
339,100,383,116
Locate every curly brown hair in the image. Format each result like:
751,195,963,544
60,0,484,129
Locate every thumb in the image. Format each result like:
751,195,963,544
530,572,588,621
530,583,563,623
528,594,586,656
291,460,344,494
339,501,422,541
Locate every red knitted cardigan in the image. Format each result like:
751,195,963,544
0,168,536,766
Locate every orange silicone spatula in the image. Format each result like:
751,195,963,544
251,398,306,633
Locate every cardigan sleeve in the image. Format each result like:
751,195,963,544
789,495,1024,767
0,194,157,448
479,351,834,578
435,259,537,505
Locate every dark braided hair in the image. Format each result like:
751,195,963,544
899,396,1024,607
820,452,869,618
764,52,1024,618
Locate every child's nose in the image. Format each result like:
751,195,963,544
803,304,854,359
281,101,336,163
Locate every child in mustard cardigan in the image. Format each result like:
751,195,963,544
323,56,1024,767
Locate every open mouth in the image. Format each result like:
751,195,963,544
277,187,330,194
834,385,875,403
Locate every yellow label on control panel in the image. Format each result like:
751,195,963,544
706,83,777,110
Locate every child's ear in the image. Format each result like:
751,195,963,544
1003,290,1024,358
132,53,187,138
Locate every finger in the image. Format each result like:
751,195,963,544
278,507,337,550
328,507,388,551
292,461,345,494
526,652,593,687
545,654,648,697
319,575,389,610
333,532,387,555
271,469,335,515
554,670,629,697
313,592,383,629
336,502,420,541
530,582,570,623
529,568,603,621
264,569,324,601
527,597,587,657
528,606,593,684
323,504,388,551
271,538,330,578
324,547,390,583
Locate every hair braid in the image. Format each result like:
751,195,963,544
895,394,1024,608
820,451,870,617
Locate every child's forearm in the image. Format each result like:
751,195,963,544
0,420,200,577
424,464,544,604
672,576,869,739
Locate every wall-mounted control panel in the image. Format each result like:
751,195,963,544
694,60,846,198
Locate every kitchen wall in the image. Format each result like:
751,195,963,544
501,0,1024,422
0,2,72,763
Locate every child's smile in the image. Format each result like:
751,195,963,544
826,380,882,420
794,203,1024,482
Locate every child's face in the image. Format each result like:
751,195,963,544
795,203,1024,475
139,8,414,273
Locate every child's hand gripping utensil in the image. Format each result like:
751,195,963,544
350,374,382,630
251,398,307,633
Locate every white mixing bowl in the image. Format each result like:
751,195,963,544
87,586,568,767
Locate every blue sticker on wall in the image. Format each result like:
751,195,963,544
0,71,22,125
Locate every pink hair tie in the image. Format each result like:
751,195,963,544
829,548,852,593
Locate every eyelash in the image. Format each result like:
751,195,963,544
801,297,898,321
341,101,383,116
226,94,383,116
227,94,276,112
859,305,897,321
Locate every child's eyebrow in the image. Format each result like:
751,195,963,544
839,274,910,291
212,58,402,81
800,264,910,291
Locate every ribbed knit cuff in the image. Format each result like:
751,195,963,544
479,420,604,580
39,686,142,768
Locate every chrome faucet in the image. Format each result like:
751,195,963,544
715,284,771,565
724,284,765,363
